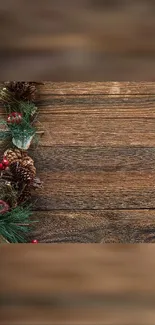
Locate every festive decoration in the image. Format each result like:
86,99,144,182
4,149,36,180
4,82,39,102
0,205,34,243
0,82,42,243
12,134,35,150
0,94,38,150
7,112,22,124
31,239,38,244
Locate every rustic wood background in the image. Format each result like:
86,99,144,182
1,82,155,243
1,0,155,80
30,82,155,243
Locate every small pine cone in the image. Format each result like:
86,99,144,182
10,162,34,184
4,81,37,102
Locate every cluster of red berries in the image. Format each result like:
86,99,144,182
0,157,9,171
7,112,22,124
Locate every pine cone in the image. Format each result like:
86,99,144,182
4,149,22,164
14,149,24,159
4,149,36,177
9,162,34,184
4,82,38,102
4,148,37,203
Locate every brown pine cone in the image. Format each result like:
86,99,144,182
21,157,36,175
14,149,23,158
4,149,21,164
4,149,36,177
9,162,34,184
4,82,38,102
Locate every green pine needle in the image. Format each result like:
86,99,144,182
9,121,36,139
0,205,36,243
18,101,37,119
3,100,37,120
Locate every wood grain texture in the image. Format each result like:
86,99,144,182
37,95,155,119
32,171,155,210
38,117,155,147
35,83,155,147
30,210,155,243
37,82,155,95
29,146,155,172
1,82,155,242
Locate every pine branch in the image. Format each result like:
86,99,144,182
0,82,41,243
0,205,35,243
0,234,10,243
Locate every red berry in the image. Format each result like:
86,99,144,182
31,239,38,244
0,163,4,170
2,158,9,167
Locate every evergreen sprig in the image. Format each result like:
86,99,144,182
0,205,34,243
0,98,38,149
7,108,37,141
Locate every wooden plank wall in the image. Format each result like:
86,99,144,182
26,82,155,243
1,82,155,243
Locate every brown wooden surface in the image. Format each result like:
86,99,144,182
31,82,155,242
1,245,155,324
1,82,155,242
1,1,155,80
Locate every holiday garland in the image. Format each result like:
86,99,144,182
0,82,43,243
